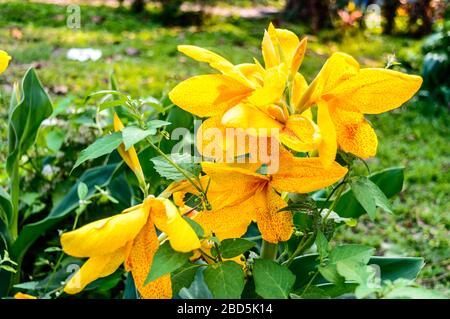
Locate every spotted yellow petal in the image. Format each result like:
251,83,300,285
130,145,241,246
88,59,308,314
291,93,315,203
113,113,145,184
290,37,307,77
150,198,201,252
64,247,126,294
279,114,320,152
127,218,172,299
291,72,308,109
177,45,253,87
270,148,348,193
0,50,11,74
169,74,252,117
61,205,149,257
332,108,378,158
317,100,337,168
254,185,293,243
325,68,423,114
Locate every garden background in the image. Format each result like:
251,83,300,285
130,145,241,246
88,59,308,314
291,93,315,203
0,0,448,296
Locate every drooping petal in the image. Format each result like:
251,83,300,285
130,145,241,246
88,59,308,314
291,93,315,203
254,185,293,243
150,198,201,252
0,50,11,74
113,113,145,184
221,103,284,132
271,148,348,193
317,100,337,167
61,205,149,257
64,247,126,294
127,218,172,299
177,45,253,87
247,64,288,106
332,108,378,158
280,114,320,152
169,74,252,117
325,68,423,114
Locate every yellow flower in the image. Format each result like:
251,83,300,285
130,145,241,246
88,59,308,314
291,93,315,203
0,50,12,74
60,197,201,298
297,52,423,166
113,113,146,185
174,148,347,243
14,292,37,299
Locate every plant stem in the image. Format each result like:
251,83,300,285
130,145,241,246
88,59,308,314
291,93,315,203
301,271,319,296
284,234,314,267
323,177,348,221
260,240,278,260
9,161,20,241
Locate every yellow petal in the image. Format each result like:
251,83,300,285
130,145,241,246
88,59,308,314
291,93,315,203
271,148,348,193
127,218,172,299
291,72,308,109
0,50,11,74
332,108,378,158
299,52,359,109
61,205,149,257
169,74,252,117
325,68,423,114
275,28,300,65
150,198,201,252
262,28,279,69
280,114,320,152
64,247,126,294
177,45,253,87
221,103,284,132
195,197,257,240
317,100,337,167
247,64,288,106
236,63,264,86
290,37,307,77
14,292,37,299
254,185,293,243
113,113,145,184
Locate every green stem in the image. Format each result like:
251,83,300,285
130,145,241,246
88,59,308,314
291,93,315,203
301,271,319,296
323,177,348,221
260,240,278,260
285,234,314,267
9,161,20,241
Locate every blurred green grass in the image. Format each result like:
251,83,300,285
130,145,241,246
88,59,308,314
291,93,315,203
0,1,448,291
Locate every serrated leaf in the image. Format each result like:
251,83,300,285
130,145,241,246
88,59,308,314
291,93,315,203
203,261,245,299
253,259,295,299
171,263,200,295
151,153,201,182
220,238,255,259
145,241,189,284
122,126,154,150
73,132,122,170
350,176,393,220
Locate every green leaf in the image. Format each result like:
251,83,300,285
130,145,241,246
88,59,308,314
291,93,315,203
328,167,403,218
46,129,65,153
123,273,138,299
369,257,424,281
7,68,53,175
220,238,256,259
77,182,88,200
183,216,204,238
73,132,122,170
122,126,154,151
147,120,171,130
336,260,379,298
384,285,447,299
315,231,329,259
98,98,127,111
0,188,12,229
203,261,245,299
350,176,393,219
171,263,201,295
253,259,295,299
151,153,201,182
145,242,190,284
11,164,117,263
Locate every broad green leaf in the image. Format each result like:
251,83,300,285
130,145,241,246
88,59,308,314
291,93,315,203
98,98,127,111
350,176,393,219
151,153,201,182
84,89,126,104
253,259,295,299
7,68,53,175
203,261,245,299
171,263,201,295
336,260,379,298
46,129,65,153
178,267,212,299
325,167,404,218
147,120,171,130
11,164,117,263
145,242,190,284
220,238,256,259
122,126,154,150
73,132,122,170
383,286,447,299
315,231,329,259
369,257,424,281
0,188,12,229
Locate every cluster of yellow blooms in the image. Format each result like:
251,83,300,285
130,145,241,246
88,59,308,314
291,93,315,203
2,23,423,299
